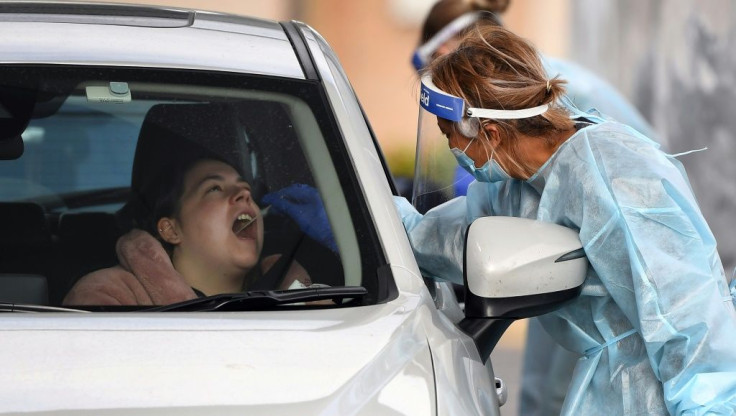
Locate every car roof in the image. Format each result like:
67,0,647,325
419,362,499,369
0,1,306,79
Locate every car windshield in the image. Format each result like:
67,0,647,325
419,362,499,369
0,65,387,310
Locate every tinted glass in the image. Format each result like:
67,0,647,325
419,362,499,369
0,66,384,309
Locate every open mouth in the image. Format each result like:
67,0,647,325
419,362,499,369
232,213,256,237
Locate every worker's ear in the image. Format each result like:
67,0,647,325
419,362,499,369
156,217,181,244
482,123,502,148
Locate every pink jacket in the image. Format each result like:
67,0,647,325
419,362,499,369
63,229,197,306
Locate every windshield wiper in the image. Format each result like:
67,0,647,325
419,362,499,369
144,286,368,312
0,302,89,313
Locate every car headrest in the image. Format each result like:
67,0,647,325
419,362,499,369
125,103,261,220
0,135,23,160
0,202,52,251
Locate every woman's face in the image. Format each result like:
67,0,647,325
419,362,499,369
437,117,493,168
165,159,264,276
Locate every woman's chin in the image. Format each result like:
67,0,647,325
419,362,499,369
233,254,260,272
225,238,262,273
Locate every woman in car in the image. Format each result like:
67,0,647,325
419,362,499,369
395,23,736,415
63,152,316,306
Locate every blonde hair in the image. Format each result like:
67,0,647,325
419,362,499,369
428,23,574,177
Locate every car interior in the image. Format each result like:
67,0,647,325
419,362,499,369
0,66,373,309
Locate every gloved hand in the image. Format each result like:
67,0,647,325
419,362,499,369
262,184,338,253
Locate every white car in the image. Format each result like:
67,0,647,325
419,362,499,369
0,2,587,415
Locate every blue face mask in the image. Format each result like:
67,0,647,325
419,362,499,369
450,138,511,183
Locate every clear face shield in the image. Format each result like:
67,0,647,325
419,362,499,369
412,75,468,214
412,75,551,213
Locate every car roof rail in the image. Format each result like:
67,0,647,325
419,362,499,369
280,21,319,81
0,2,193,28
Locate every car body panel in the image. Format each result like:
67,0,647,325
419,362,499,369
2,297,436,415
0,12,304,78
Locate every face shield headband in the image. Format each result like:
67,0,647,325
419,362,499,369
411,75,550,213
419,74,550,123
412,12,481,71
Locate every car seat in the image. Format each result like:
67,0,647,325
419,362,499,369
0,202,52,304
116,102,264,231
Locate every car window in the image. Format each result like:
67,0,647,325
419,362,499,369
0,65,387,309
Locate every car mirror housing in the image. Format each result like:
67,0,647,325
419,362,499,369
458,216,587,362
464,216,587,318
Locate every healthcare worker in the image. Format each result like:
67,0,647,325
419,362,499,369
413,0,664,198
412,3,668,415
397,22,736,415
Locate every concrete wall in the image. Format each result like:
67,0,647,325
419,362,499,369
570,0,736,271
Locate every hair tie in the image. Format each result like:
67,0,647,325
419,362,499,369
546,79,551,93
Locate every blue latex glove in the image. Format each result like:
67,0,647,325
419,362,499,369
261,184,337,253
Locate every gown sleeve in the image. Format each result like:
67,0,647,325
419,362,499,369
392,180,512,285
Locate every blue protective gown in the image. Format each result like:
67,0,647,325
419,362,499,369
396,119,736,415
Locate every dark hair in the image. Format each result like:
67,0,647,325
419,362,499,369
420,0,509,45
120,103,253,253
147,156,203,253
129,152,228,254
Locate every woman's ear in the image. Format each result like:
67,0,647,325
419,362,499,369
482,123,502,148
157,217,181,244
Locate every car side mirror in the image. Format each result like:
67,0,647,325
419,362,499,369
457,216,587,362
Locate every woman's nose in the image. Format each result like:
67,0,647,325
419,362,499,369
231,185,251,203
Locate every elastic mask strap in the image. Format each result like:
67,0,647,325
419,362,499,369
476,125,493,160
461,137,475,153
584,328,637,359
727,268,736,305
482,129,507,172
